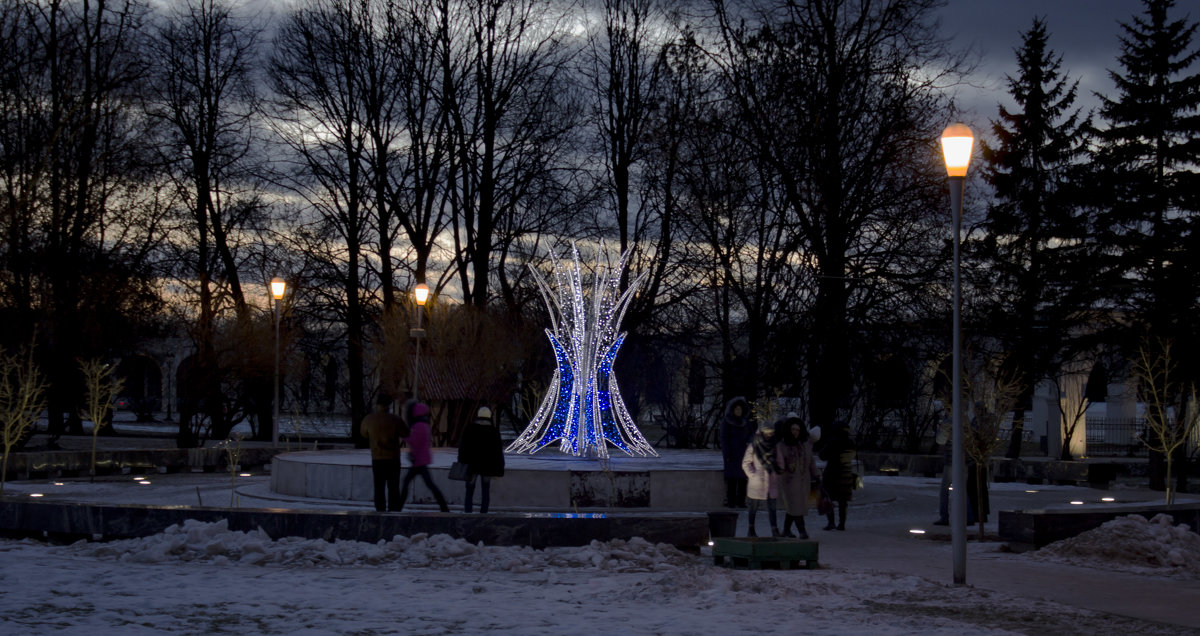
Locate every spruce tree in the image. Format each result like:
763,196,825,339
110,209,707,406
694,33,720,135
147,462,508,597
1095,0,1200,490
978,17,1092,458
1095,0,1200,352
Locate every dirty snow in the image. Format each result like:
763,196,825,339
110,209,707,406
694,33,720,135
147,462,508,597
1031,513,1200,579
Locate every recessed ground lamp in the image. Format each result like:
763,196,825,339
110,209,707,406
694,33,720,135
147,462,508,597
1070,500,1084,505
1101,497,1115,502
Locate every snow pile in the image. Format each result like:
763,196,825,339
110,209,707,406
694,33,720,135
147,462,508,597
1032,513,1200,578
66,519,696,572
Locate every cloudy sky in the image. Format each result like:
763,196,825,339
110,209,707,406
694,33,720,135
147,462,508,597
937,0,1155,128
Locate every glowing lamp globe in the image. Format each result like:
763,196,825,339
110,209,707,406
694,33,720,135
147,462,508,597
940,124,974,178
270,277,286,300
414,283,430,306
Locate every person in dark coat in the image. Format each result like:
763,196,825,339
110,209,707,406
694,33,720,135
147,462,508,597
360,393,410,512
719,396,753,508
458,405,506,513
819,420,857,530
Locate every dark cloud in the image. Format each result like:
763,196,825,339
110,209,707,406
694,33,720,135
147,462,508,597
937,0,1145,129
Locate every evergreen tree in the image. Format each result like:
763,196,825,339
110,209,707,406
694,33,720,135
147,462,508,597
1094,0,1200,491
978,18,1094,459
1094,0,1200,355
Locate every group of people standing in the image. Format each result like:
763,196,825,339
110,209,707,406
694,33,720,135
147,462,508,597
360,396,505,514
720,397,858,537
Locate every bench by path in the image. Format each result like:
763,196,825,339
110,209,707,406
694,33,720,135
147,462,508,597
0,498,710,550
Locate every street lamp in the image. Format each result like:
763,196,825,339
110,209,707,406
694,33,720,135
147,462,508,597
941,123,973,585
271,277,286,446
411,283,429,400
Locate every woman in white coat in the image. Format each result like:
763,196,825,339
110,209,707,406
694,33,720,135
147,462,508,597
741,421,780,536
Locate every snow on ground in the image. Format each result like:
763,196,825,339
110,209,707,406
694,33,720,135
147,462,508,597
1030,513,1200,579
0,518,1193,635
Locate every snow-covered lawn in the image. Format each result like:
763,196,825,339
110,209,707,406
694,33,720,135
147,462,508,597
1,514,1197,635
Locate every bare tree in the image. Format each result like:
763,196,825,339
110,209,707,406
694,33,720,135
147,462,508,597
0,346,47,493
269,0,377,436
961,356,1021,539
439,0,578,308
145,0,270,443
79,357,124,481
707,0,958,426
1054,360,1091,461
1134,339,1194,505
12,0,162,441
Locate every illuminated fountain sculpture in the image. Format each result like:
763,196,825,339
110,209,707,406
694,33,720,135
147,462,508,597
506,243,658,459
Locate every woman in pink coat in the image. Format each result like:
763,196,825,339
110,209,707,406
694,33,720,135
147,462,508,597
396,402,449,512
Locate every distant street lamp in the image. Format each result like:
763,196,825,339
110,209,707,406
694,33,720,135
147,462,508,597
941,123,974,585
411,283,429,401
271,277,286,446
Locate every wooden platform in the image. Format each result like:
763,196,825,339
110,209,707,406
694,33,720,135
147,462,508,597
712,537,819,570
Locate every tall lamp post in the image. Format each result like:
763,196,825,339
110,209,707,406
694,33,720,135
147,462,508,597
271,277,287,446
411,283,429,400
941,123,974,585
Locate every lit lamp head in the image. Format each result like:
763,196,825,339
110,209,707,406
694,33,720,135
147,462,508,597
414,283,430,306
940,123,974,178
270,277,286,300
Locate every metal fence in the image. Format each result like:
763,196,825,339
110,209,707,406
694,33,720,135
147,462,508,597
1084,417,1149,457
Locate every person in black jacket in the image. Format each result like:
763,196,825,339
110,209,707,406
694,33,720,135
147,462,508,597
719,397,753,508
458,405,506,513
819,420,857,530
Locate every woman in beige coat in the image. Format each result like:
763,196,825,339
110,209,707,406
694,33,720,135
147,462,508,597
741,421,780,536
775,414,821,538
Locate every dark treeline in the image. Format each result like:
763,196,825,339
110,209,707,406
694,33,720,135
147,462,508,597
0,0,1196,453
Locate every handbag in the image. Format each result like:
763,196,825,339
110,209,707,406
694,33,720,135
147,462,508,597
448,461,469,481
816,486,833,515
851,454,864,490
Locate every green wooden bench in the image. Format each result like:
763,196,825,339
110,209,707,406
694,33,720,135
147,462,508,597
712,537,819,570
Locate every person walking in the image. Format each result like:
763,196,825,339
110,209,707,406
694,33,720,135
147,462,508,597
776,413,821,539
934,413,951,526
719,396,753,508
359,393,410,512
819,420,857,531
458,405,505,513
396,401,449,512
741,420,781,537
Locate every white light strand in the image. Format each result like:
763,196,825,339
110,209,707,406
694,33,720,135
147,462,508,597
506,242,657,458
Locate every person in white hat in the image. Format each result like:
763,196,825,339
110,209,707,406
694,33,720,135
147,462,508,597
457,405,506,513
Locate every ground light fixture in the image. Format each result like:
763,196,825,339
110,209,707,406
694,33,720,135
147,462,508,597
941,122,974,586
